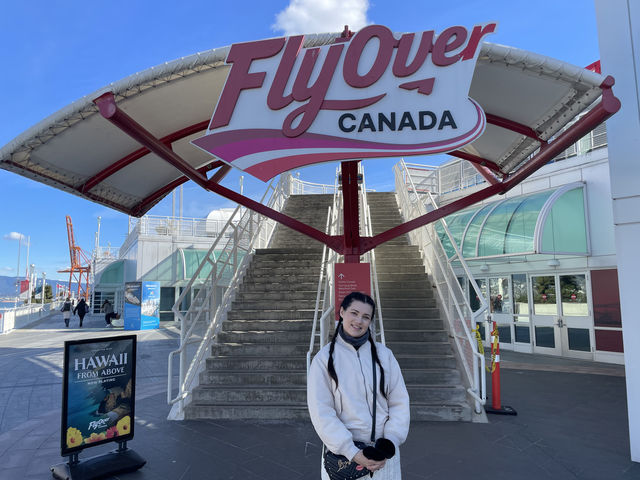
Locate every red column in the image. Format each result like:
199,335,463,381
341,161,360,263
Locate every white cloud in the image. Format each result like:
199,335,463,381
1,266,13,273
273,0,371,36
3,232,25,242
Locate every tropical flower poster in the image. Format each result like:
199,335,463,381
61,335,137,455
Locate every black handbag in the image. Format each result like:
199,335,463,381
323,346,378,480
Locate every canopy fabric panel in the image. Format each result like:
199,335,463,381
0,32,607,217
436,183,589,260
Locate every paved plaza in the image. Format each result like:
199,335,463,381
0,311,637,479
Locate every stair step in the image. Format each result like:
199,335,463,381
384,330,448,342
227,309,315,320
387,341,452,355
193,385,307,404
185,405,309,420
383,319,444,329
206,356,307,370
235,291,319,301
212,343,311,356
223,319,314,331
380,307,441,319
397,355,457,369
200,370,307,386
231,299,317,310
239,282,319,292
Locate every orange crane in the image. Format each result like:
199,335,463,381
58,216,91,299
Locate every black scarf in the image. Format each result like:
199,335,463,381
338,322,370,350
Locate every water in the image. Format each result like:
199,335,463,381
0,300,18,310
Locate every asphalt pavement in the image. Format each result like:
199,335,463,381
0,311,637,479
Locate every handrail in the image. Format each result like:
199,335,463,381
359,163,385,344
307,205,333,376
307,169,342,374
394,159,489,414
167,174,291,418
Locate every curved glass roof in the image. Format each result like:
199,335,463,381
436,183,589,260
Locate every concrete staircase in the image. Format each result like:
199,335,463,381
185,192,472,421
367,191,472,421
185,194,332,419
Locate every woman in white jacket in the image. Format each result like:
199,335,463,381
308,291,410,478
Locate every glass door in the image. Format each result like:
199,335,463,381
489,276,513,351
558,274,593,359
512,274,532,353
531,275,562,355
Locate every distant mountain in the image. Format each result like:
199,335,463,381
0,276,76,298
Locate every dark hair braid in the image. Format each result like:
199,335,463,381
327,320,341,388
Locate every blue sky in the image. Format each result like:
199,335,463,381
0,0,599,282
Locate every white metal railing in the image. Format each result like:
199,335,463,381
359,164,385,344
128,214,235,238
167,174,293,418
289,175,340,195
0,300,63,334
394,159,489,414
307,170,342,375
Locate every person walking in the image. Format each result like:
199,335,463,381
61,297,72,328
73,297,88,327
102,299,116,327
307,291,410,479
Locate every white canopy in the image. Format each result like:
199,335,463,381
0,32,609,216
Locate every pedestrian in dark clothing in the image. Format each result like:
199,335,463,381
73,297,88,327
102,299,116,327
61,297,72,328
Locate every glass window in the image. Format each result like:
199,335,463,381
160,287,175,322
462,204,493,258
504,191,552,254
469,278,487,312
535,327,555,348
514,316,531,343
497,325,512,344
489,277,511,314
568,328,591,352
435,222,454,259
512,274,529,315
532,276,557,315
541,188,588,254
560,274,588,316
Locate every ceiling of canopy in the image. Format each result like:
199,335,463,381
0,32,609,217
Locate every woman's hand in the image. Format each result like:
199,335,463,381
353,450,386,472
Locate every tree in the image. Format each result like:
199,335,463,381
30,284,53,303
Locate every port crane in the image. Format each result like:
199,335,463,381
58,216,91,299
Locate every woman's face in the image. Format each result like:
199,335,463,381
340,299,373,338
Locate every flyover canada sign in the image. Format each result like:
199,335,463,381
193,23,497,181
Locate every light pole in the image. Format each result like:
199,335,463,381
28,264,35,305
41,272,46,305
13,233,23,308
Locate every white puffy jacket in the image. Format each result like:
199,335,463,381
307,334,410,461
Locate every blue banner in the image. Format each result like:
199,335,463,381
124,282,142,331
141,281,160,330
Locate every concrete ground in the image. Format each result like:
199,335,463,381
0,311,638,480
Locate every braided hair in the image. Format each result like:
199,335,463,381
327,291,387,399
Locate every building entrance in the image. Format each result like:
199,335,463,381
531,273,593,359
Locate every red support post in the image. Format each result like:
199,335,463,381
341,161,361,263
93,92,342,253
